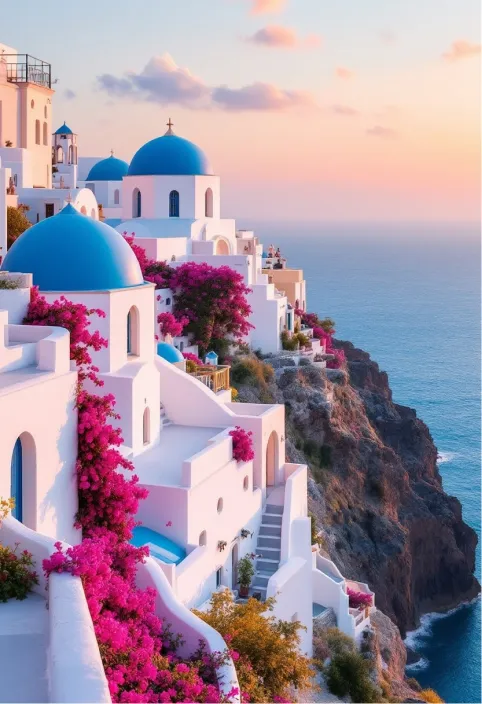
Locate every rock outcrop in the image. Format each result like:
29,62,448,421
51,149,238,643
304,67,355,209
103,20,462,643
235,345,480,636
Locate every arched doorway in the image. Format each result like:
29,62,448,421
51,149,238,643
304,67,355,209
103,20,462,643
132,188,141,218
266,431,278,488
215,238,229,256
231,543,239,589
10,433,36,528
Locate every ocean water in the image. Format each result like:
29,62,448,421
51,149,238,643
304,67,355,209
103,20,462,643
241,220,481,704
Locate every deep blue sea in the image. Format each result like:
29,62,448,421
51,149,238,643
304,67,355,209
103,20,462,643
240,221,481,704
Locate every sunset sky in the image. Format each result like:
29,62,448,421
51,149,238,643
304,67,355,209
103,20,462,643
3,0,481,222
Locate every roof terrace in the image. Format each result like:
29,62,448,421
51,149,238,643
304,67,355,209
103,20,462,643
2,54,51,89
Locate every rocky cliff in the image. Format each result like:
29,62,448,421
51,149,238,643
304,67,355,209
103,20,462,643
234,344,480,637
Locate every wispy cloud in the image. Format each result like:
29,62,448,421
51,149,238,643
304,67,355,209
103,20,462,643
97,53,315,112
335,66,354,80
64,89,76,100
366,125,397,139
250,0,286,15
245,24,321,49
378,29,396,45
331,104,359,117
442,40,481,62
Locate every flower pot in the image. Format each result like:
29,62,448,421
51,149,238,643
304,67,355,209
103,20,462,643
239,584,249,597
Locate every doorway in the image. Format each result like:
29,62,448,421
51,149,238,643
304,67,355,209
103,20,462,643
45,203,54,218
231,543,239,589
266,431,278,488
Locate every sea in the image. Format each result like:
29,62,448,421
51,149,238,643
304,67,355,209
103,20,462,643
240,220,481,704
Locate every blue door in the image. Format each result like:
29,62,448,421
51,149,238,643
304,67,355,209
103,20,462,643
127,312,132,354
10,438,22,522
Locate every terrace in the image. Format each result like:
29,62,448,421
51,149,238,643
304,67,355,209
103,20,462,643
2,54,51,89
188,364,230,394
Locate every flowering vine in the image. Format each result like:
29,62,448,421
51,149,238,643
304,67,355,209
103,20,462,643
229,427,255,463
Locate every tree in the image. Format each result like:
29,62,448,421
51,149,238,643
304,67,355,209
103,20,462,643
7,205,31,248
194,590,315,702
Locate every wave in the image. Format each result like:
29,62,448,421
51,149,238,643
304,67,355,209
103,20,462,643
404,596,481,653
437,451,457,464
405,656,429,672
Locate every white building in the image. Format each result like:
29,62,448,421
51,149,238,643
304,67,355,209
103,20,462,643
51,121,78,190
81,150,129,220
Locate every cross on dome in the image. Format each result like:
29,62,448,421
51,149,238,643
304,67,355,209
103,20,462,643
165,118,174,135
110,149,114,156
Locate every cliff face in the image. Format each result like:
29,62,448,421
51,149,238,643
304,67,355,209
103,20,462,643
236,345,480,636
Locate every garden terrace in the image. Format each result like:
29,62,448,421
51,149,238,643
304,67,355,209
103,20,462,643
188,364,230,394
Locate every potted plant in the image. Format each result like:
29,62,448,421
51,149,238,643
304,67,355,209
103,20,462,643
238,554,255,597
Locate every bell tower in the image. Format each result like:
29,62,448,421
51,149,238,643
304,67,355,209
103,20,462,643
52,122,78,189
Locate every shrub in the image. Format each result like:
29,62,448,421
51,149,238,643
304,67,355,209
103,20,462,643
194,590,315,703
281,330,298,351
231,387,238,402
237,555,255,588
0,542,38,602
0,497,14,522
7,204,31,248
231,356,273,390
294,332,310,348
347,587,373,609
230,426,255,462
312,634,331,666
0,277,21,290
406,677,422,692
421,689,444,703
324,627,356,656
185,359,197,373
326,650,379,703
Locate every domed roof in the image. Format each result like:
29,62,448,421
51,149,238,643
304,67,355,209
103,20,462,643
1,204,144,292
86,154,129,182
156,342,184,364
54,122,74,135
128,127,213,177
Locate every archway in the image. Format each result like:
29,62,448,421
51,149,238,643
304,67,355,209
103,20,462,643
143,407,150,445
10,432,36,528
127,306,140,356
56,145,63,164
215,238,229,256
169,190,180,218
205,188,213,217
231,543,239,589
266,431,278,488
35,120,40,145
132,188,141,218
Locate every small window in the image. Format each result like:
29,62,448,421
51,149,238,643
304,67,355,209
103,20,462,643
68,145,73,164
199,530,207,546
179,341,184,351
166,298,171,306
42,122,48,146
216,568,222,588
80,206,87,215
127,306,139,356
31,99,35,109
44,106,47,118
133,188,141,218
35,120,40,145
243,476,249,491
91,208,96,219
205,188,213,217
143,407,150,445
169,190,180,218
217,498,223,514
114,189,120,205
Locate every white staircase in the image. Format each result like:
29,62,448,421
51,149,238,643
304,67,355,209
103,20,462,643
251,503,283,601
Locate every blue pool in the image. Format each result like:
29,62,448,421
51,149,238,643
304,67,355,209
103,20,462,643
130,526,186,565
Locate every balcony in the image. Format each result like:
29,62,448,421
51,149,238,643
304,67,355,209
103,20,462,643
188,365,230,394
3,54,51,89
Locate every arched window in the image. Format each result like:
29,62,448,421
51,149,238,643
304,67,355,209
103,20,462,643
35,120,40,145
10,433,37,529
127,306,140,356
133,188,141,218
11,439,23,522
114,189,120,205
143,407,150,445
42,122,48,146
57,145,64,164
243,476,249,491
199,531,207,546
91,208,96,219
205,188,213,217
217,498,223,514
169,190,179,218
68,145,73,164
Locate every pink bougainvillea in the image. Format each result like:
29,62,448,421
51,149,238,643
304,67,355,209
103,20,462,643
183,351,203,366
157,312,188,340
123,233,172,290
229,427,255,463
347,587,373,609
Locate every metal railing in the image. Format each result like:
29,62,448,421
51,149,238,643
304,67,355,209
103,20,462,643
189,365,230,394
2,54,51,88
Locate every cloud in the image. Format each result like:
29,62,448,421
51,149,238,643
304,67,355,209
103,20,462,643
250,0,286,14
331,104,359,117
97,54,210,107
245,24,321,49
366,125,397,139
97,54,315,112
213,82,314,110
379,29,396,44
442,40,481,62
64,89,76,100
335,66,354,80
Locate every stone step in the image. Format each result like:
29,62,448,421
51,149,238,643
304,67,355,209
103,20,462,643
259,525,282,537
256,546,281,561
256,558,279,574
262,513,282,526
257,535,281,548
265,504,283,515
253,572,271,587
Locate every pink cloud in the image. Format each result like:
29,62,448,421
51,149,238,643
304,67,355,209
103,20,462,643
213,82,315,110
366,125,397,139
335,66,354,80
442,40,481,62
245,24,321,49
250,0,286,14
331,104,359,117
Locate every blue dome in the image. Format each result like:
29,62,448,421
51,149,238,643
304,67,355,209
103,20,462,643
128,132,212,177
2,204,144,292
87,155,129,182
54,122,73,135
157,342,184,364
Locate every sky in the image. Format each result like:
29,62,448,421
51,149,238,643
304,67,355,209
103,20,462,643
3,0,481,222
